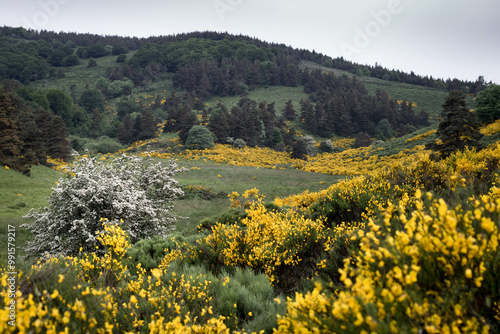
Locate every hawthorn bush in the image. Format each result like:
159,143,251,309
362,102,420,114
22,153,186,258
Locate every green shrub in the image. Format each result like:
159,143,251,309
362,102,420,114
85,136,124,154
185,125,215,149
217,268,285,332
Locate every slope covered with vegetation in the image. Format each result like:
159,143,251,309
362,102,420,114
1,26,500,333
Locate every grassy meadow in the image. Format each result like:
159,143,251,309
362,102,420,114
0,166,60,266
171,157,344,234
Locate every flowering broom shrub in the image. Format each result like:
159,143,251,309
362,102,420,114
1,222,283,333
198,189,328,289
275,191,500,333
22,153,186,258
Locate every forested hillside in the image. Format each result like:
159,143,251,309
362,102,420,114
2,24,500,333
1,25,486,173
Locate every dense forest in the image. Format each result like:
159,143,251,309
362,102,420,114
0,25,490,173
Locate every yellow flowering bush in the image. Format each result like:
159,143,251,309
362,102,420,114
276,190,500,333
181,144,300,168
200,193,327,288
481,119,500,136
404,129,437,143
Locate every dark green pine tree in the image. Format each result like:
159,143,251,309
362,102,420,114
300,98,317,134
35,109,70,161
138,109,157,140
427,90,483,158
283,100,297,121
17,104,46,166
0,88,24,170
132,114,142,142
177,105,198,144
208,103,231,142
117,114,133,145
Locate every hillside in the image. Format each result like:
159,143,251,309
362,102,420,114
2,26,500,333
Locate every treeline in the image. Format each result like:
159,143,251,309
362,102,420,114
298,69,430,138
0,26,487,93
172,59,300,99
148,70,429,154
0,81,70,173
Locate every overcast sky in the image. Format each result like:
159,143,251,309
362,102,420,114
1,0,499,83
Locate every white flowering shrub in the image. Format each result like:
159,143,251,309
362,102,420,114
22,154,186,258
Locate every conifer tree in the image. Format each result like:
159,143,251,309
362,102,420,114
300,98,317,134
0,88,23,169
283,100,297,121
118,114,133,144
427,90,483,158
35,109,70,161
139,109,157,140
208,103,231,142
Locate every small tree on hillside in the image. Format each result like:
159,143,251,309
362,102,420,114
426,90,483,158
354,132,373,148
376,119,394,140
0,88,24,170
283,100,297,121
185,125,215,149
22,154,186,258
475,83,500,123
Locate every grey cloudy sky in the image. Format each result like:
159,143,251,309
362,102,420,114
1,0,499,83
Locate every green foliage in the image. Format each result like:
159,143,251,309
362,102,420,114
112,43,129,56
116,54,127,63
46,89,74,128
87,44,110,58
85,136,124,154
476,84,500,123
308,188,371,228
232,138,247,148
198,208,248,231
185,125,215,149
116,100,141,120
354,132,372,148
78,89,105,114
217,267,285,332
376,118,394,140
63,54,80,67
0,87,25,171
0,36,50,82
318,139,334,153
124,236,181,272
129,38,274,72
427,90,483,158
15,86,50,110
96,77,134,99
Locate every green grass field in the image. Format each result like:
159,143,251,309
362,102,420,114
32,52,137,98
206,85,310,115
171,158,344,234
362,78,447,118
0,165,61,266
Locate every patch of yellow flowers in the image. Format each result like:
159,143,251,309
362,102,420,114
0,222,232,333
275,190,499,333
